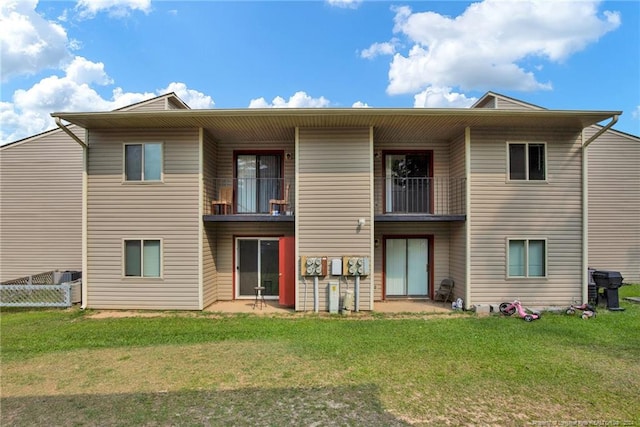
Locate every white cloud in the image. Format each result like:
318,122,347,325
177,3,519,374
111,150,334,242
413,86,477,108
65,56,113,85
248,91,330,108
360,40,397,59
352,101,370,108
75,0,151,19
0,0,71,81
383,1,620,96
1,56,215,145
632,105,640,120
326,0,362,10
162,82,214,109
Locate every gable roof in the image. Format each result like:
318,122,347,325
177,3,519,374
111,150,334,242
115,92,190,111
2,93,189,150
472,92,544,110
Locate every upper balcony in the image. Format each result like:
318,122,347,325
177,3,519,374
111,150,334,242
204,176,465,222
374,177,466,221
205,178,295,222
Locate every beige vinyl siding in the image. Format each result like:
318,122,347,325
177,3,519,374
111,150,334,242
167,98,187,110
125,98,172,112
586,127,640,282
210,223,294,301
86,129,201,309
202,131,218,306
448,133,467,300
473,95,540,111
297,128,372,311
469,128,583,306
494,98,539,110
1,129,83,282
373,223,451,301
473,97,496,109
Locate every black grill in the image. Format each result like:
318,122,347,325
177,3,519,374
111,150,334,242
591,270,625,311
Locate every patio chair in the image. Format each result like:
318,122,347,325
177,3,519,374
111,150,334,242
269,183,290,215
434,278,454,305
212,186,233,215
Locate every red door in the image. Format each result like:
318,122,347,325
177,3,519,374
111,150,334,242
279,236,295,307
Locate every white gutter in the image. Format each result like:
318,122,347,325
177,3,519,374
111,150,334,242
54,117,89,309
581,115,618,303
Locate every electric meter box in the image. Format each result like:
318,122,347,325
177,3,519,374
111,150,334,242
328,281,339,314
300,256,327,277
331,258,342,276
343,256,370,276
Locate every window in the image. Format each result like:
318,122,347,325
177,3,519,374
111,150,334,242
235,153,283,213
124,239,161,277
125,143,162,181
508,239,546,277
508,143,545,180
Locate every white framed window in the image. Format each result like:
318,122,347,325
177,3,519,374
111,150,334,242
124,239,162,277
124,143,163,182
507,238,547,278
507,142,546,181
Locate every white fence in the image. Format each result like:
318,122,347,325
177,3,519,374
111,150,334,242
0,270,81,308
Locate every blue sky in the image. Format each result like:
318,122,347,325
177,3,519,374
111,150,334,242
1,0,639,144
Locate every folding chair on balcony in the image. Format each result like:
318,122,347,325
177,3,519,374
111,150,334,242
434,278,454,305
212,186,233,215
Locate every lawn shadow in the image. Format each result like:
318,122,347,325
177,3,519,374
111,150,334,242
2,384,410,426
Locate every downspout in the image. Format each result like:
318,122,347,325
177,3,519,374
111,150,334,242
54,117,88,309
369,126,375,311
55,117,87,149
581,115,618,303
464,127,471,309
198,128,204,310
295,127,300,311
583,115,618,149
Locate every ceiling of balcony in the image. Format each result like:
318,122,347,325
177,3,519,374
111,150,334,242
53,108,619,142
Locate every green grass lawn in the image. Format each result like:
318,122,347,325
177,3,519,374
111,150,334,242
2,285,639,426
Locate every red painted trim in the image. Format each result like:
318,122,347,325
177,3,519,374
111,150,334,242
381,150,434,214
381,234,435,300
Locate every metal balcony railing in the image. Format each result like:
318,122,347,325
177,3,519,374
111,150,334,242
211,177,465,216
211,178,294,215
377,177,466,215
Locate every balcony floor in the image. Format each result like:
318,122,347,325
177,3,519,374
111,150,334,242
203,214,294,222
374,214,466,222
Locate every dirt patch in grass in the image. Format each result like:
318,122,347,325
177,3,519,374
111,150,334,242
85,308,467,321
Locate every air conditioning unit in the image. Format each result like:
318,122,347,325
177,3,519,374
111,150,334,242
343,257,370,276
300,256,327,276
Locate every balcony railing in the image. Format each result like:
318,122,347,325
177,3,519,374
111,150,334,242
210,177,465,217
377,177,466,216
211,178,294,215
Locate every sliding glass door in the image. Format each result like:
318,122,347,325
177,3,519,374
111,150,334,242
236,238,280,298
236,154,282,213
385,238,429,297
